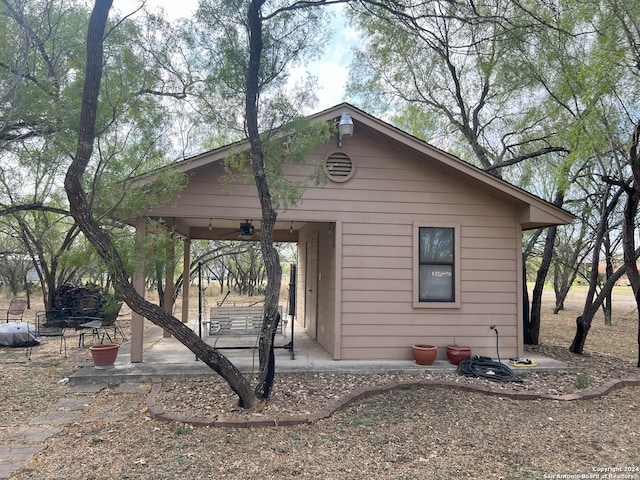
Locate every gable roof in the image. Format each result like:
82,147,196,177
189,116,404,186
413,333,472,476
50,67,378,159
132,102,574,230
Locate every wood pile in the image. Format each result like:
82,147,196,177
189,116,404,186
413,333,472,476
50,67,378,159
52,284,104,327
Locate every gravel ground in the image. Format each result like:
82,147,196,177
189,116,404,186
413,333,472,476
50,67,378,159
1,292,639,479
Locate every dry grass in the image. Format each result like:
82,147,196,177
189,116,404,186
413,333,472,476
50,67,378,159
1,288,639,480
539,285,639,362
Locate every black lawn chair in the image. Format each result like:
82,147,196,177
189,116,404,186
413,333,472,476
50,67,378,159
35,310,67,357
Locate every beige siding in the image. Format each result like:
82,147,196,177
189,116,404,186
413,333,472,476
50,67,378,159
146,163,264,220
306,136,521,360
149,129,523,361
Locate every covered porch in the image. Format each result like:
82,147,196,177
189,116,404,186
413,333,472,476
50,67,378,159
68,317,569,385
128,216,337,363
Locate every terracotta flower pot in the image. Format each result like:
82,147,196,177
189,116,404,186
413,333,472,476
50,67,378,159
412,344,437,365
446,345,472,365
89,343,119,369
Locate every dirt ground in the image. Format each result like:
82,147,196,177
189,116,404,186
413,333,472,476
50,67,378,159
1,288,639,480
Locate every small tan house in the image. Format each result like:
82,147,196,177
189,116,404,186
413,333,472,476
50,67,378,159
128,103,573,362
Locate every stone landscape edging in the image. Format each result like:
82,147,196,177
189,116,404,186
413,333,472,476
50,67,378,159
144,376,640,428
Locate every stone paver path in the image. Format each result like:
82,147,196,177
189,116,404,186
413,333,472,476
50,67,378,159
0,445,47,479
0,385,105,479
0,382,145,478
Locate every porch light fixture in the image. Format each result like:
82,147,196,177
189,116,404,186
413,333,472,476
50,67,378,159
239,220,255,240
337,112,354,147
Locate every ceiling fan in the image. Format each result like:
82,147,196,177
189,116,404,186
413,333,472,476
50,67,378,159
238,220,256,240
211,219,259,240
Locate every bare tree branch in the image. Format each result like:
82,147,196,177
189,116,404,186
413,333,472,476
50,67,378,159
0,203,69,217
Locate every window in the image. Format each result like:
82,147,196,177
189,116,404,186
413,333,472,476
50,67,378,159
419,227,454,302
413,224,460,307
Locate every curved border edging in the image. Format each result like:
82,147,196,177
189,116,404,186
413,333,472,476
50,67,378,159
144,376,640,428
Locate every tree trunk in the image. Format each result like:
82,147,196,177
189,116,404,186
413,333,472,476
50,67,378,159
528,225,558,344
528,193,564,344
552,266,566,314
64,0,256,408
570,185,624,353
246,0,281,399
636,290,640,368
603,236,614,326
624,191,640,367
626,120,640,368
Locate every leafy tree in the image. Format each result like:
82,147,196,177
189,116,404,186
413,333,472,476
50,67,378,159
184,0,333,398
65,0,334,408
347,0,579,343
173,240,252,300
0,250,31,295
0,0,188,310
348,0,569,173
566,0,640,365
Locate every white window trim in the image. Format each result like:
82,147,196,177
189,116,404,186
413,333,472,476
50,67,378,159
412,222,461,309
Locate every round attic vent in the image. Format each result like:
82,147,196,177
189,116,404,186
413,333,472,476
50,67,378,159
324,152,355,182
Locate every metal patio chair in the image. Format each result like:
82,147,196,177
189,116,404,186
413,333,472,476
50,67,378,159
35,310,67,357
68,295,105,347
98,301,127,344
3,297,28,323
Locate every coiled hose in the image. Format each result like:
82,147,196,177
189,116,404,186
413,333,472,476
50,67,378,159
457,356,525,383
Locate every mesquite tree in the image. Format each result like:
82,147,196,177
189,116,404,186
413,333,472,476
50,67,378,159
185,0,332,398
567,0,640,366
65,0,331,407
347,0,575,344
65,0,258,408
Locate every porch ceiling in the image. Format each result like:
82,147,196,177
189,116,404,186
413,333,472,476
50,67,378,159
152,216,305,242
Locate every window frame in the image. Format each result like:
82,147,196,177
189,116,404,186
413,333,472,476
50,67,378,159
412,222,461,309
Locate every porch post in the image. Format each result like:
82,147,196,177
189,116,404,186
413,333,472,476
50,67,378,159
130,218,146,363
163,231,175,338
333,221,342,360
182,238,191,323
516,227,524,358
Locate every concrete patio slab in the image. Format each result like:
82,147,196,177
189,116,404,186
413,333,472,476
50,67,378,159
69,320,570,385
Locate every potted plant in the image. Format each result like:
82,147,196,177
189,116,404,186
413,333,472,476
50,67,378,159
446,339,472,365
412,344,437,365
89,343,120,369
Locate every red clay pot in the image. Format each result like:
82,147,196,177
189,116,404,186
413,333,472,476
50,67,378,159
446,345,472,365
89,343,120,369
412,344,437,365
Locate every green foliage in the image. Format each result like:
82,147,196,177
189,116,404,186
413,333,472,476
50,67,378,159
185,0,330,137
262,117,332,209
0,1,192,306
174,423,193,435
574,373,593,390
222,117,331,210
349,0,556,169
